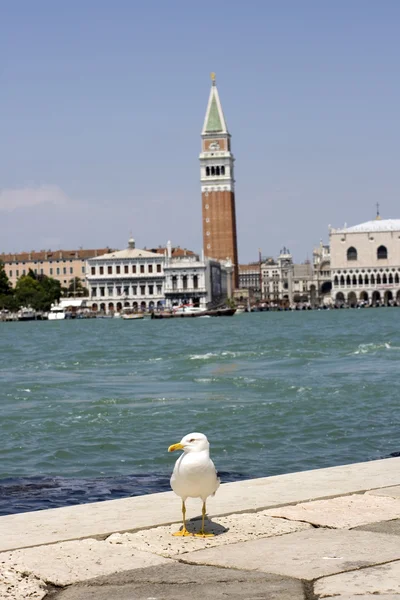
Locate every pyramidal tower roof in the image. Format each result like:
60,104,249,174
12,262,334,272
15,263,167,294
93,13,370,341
202,73,228,135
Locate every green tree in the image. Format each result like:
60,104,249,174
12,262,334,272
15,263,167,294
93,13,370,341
65,277,89,297
0,261,13,309
14,275,45,310
38,275,62,309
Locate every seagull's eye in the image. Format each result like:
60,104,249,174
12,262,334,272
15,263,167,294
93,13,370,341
189,438,196,443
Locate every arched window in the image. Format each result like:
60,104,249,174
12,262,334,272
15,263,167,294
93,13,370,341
340,275,345,286
396,273,399,284
334,276,339,286
389,273,393,284
365,274,369,285
352,275,357,286
377,245,388,259
211,166,215,176
358,275,363,285
347,247,357,261
377,274,381,284
206,166,210,176
221,166,225,175
383,274,387,284
215,166,220,176
371,274,375,285
346,275,351,286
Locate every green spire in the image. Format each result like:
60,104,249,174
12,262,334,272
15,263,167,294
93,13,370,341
205,94,223,132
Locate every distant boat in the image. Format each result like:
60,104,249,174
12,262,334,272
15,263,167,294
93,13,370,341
17,308,36,321
48,306,66,321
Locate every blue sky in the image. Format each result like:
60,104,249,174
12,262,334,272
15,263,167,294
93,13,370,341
1,0,400,262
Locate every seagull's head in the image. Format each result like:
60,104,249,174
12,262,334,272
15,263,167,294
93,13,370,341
168,432,209,454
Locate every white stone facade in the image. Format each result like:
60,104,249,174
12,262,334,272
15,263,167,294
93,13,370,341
85,239,230,313
330,218,400,306
86,239,165,313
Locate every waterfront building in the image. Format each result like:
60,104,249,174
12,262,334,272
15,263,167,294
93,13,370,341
261,249,313,304
238,263,261,300
86,238,165,313
1,248,112,289
330,215,400,306
200,73,239,288
311,241,332,305
86,238,230,313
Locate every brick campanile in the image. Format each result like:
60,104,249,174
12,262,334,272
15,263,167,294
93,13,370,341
200,73,239,288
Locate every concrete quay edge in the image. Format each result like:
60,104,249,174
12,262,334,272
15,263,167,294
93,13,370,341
0,456,399,553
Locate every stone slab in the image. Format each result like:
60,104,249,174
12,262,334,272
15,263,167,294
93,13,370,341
184,528,400,581
0,538,169,587
107,510,311,557
50,562,305,600
0,457,399,552
265,493,400,528
367,485,400,498
0,566,47,600
315,560,400,597
356,518,400,536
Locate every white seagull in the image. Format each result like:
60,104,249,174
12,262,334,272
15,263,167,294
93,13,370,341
168,432,220,537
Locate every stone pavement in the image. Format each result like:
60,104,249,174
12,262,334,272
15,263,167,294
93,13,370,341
0,457,399,599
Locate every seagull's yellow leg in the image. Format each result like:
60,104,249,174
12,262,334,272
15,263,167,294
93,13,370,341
195,501,214,538
173,500,193,536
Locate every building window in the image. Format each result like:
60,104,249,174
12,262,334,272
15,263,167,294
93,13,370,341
206,166,210,176
108,287,113,296
211,166,215,175
221,166,225,175
157,264,161,273
16,270,19,277
9,271,12,278
100,266,104,275
107,266,112,274
140,285,145,295
193,275,198,289
172,276,177,290
182,276,188,290
82,266,85,274
157,284,162,294
91,267,95,275
116,286,122,295
132,286,137,295
396,273,400,284
92,288,97,297
377,245,388,259
49,268,53,275
56,268,60,275
140,264,144,274
69,267,73,274
124,286,129,295
376,274,381,284
148,264,153,273
215,166,220,176
124,265,129,274
148,285,154,295
347,247,357,261
116,265,120,274
132,265,136,273
100,287,105,297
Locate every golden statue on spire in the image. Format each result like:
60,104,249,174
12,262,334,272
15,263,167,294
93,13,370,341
211,72,216,83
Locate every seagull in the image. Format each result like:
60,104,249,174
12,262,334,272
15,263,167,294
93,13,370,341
168,432,220,537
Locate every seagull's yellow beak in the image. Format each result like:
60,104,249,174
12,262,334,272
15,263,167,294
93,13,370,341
168,442,184,452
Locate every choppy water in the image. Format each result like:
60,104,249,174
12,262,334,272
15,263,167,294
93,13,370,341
1,310,399,515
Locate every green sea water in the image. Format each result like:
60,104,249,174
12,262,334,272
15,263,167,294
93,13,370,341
0,309,399,514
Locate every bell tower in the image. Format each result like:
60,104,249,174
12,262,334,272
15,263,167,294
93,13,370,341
200,73,239,288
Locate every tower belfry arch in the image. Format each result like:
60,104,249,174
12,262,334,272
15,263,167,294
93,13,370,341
200,73,239,288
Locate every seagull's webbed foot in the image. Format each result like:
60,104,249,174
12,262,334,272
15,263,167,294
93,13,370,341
194,501,214,537
173,527,193,537
194,531,215,538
